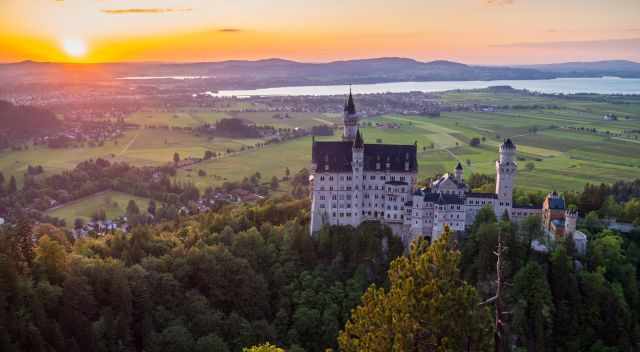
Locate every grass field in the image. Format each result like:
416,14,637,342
0,128,268,186
3,91,640,194
175,95,640,192
45,191,152,227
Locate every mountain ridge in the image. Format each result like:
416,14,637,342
2,57,639,87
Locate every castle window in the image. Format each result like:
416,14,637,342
320,176,325,181
329,176,334,181
370,175,375,180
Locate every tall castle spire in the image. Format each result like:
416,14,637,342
344,86,356,115
342,86,359,141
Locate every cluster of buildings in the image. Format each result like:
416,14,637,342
310,91,587,253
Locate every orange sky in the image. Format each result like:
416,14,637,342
1,0,639,64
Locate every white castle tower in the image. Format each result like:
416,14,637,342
495,139,517,216
565,208,578,235
343,89,358,141
455,162,464,182
351,130,364,224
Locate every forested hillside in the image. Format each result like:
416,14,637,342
0,100,60,138
0,197,403,352
0,182,639,351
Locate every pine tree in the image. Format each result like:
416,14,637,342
338,227,494,351
513,262,553,352
7,176,17,194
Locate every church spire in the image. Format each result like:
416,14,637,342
353,129,364,149
344,85,356,115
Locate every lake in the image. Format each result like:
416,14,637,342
203,77,640,97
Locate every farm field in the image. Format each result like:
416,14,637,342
125,108,341,129
176,98,640,192
0,128,267,186
3,91,640,194
45,190,152,227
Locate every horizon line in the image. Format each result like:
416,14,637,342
1,56,639,66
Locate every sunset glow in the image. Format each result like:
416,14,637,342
62,38,88,58
0,0,639,64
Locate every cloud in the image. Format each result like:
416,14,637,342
218,28,242,33
485,0,514,5
101,8,192,15
491,37,640,49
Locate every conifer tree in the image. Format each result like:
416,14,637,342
338,227,494,351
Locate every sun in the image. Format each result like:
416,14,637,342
62,38,88,58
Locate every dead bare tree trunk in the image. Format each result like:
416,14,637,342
494,230,506,352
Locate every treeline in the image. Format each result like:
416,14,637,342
460,208,640,351
310,125,333,136
197,118,270,138
0,196,403,352
0,159,199,225
0,100,61,143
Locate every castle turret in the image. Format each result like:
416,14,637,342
565,208,578,235
343,88,359,141
455,162,463,182
496,139,517,214
352,130,364,223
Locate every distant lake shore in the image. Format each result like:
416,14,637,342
192,77,640,97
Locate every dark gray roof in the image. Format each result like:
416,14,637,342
312,141,353,172
502,138,516,149
466,192,498,199
456,162,463,170
432,174,466,189
422,192,465,205
312,140,417,173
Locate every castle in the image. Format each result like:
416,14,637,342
310,91,586,251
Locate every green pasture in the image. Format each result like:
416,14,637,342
3,91,640,195
45,190,152,227
175,102,640,192
0,128,267,186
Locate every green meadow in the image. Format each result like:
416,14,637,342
45,190,152,227
2,91,639,196
176,92,640,192
0,128,266,186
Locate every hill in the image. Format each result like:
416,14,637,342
516,60,640,78
0,58,549,88
4,58,640,88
